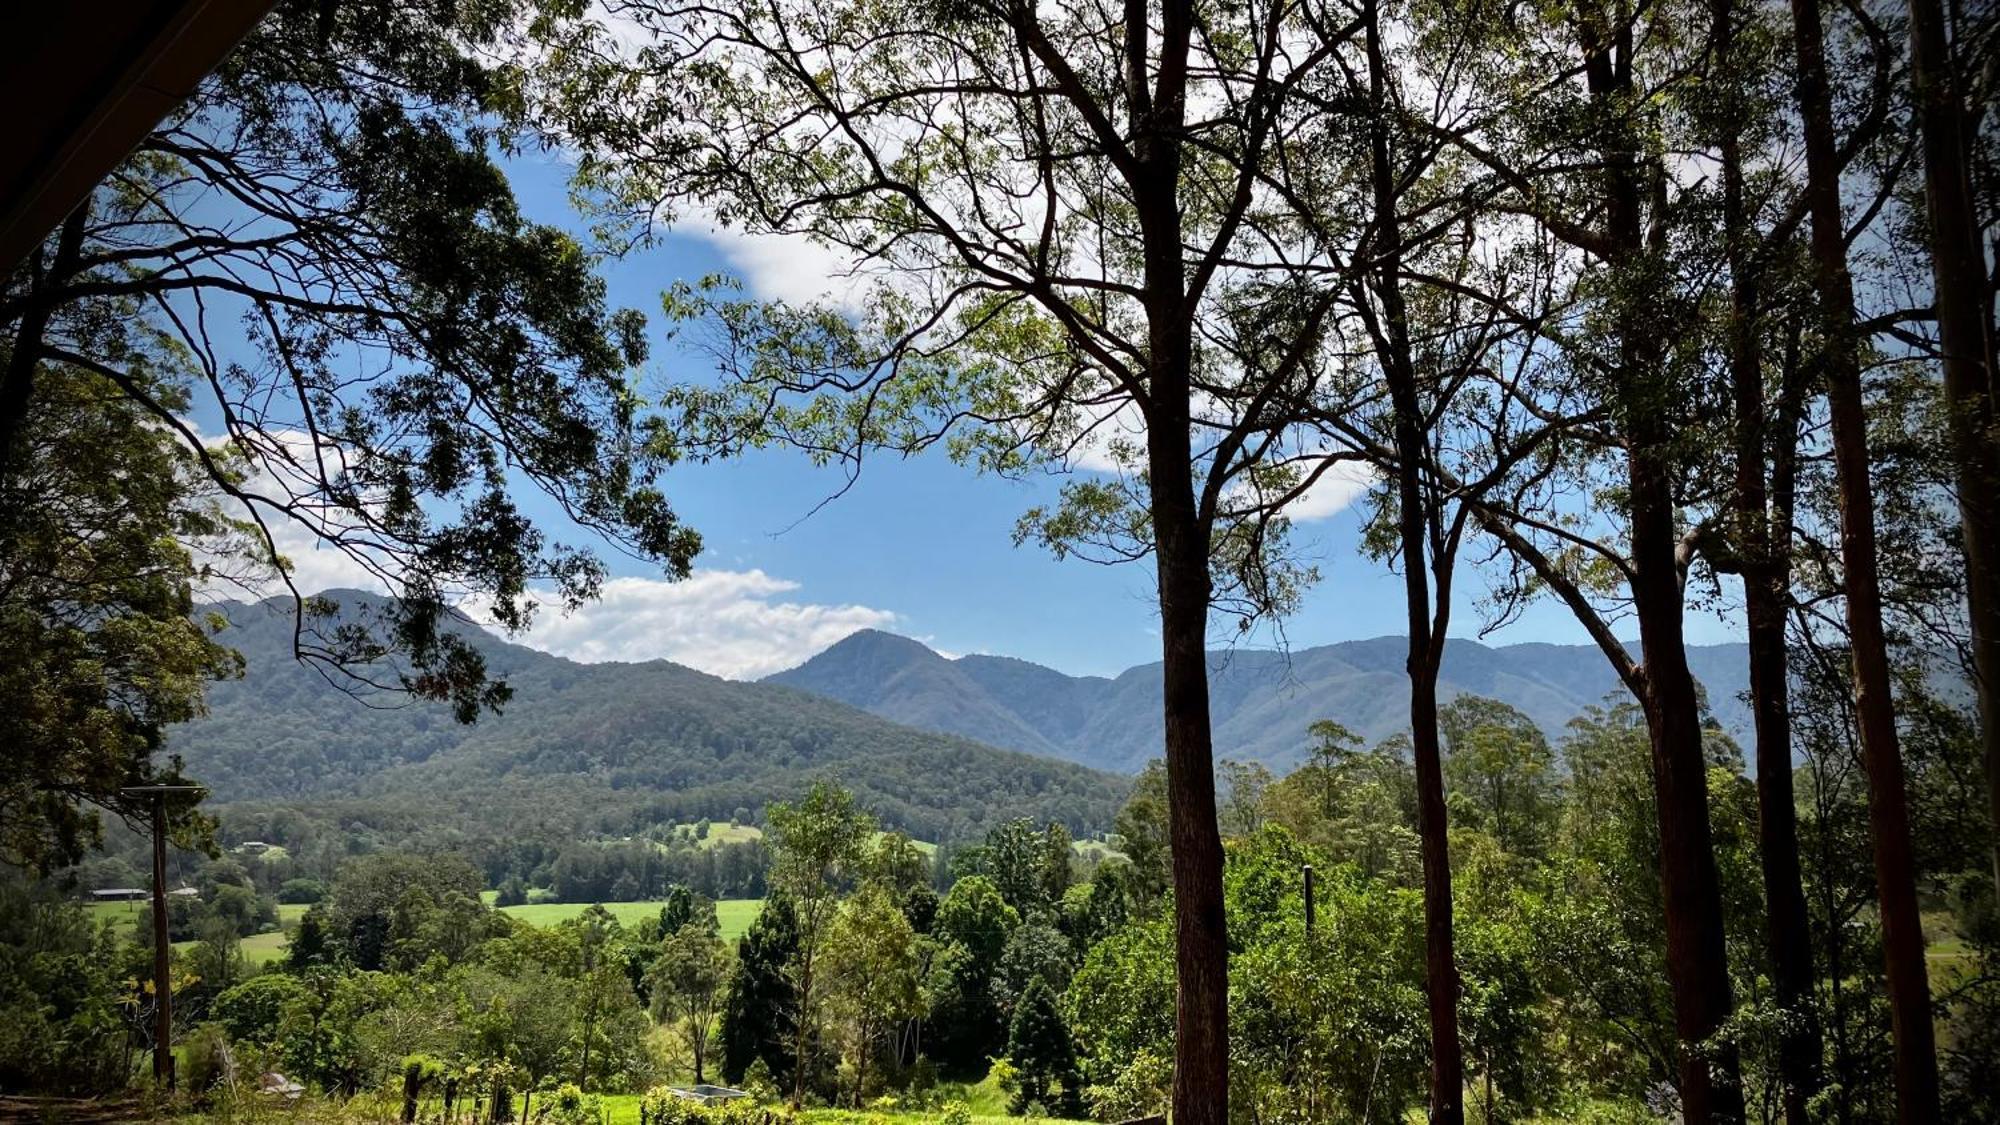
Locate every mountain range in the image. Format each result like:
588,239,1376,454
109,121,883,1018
766,630,1757,773
169,593,1129,843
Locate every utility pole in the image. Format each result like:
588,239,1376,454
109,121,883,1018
121,783,204,1091
1303,864,1316,937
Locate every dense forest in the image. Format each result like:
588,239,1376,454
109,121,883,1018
10,710,1995,1121
170,594,1128,850
3,0,1998,1120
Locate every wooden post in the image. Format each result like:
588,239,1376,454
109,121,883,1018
149,791,173,1090
1303,864,1316,937
122,782,202,1092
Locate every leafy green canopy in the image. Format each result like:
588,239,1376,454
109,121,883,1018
2,0,700,725
0,364,250,869
533,0,1401,622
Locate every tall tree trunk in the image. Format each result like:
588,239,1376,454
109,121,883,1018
1583,14,1744,1118
1905,0,2000,901
1150,428,1229,1125
1713,0,1820,1114
1791,0,1942,1116
1629,446,1745,1123
791,946,816,1108
1363,0,1464,1116
1133,2,1228,1118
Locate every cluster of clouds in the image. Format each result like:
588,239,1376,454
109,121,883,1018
489,571,896,680
192,423,899,681
238,531,898,681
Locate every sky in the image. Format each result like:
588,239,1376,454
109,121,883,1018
234,149,1749,682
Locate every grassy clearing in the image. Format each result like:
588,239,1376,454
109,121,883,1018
699,823,765,848
84,900,306,967
495,897,764,941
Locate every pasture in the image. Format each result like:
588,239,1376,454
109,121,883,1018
494,896,765,941
85,899,306,967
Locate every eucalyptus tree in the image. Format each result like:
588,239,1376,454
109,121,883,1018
765,781,875,1107
649,922,731,1083
0,361,250,871
1903,0,2000,903
1789,0,1940,1112
1261,3,1606,1110
1373,0,1755,1112
0,0,700,729
536,2,1379,1117
1700,0,1821,1109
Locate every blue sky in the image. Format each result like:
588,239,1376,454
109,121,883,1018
236,149,1744,680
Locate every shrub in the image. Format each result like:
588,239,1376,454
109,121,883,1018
640,1086,707,1125
549,1081,604,1124
214,974,307,1046
182,1024,236,1101
278,878,327,904
937,1101,973,1125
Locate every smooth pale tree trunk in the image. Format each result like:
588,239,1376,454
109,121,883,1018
1713,0,1820,1114
1791,0,1941,1116
1581,20,1744,1118
1904,0,2000,901
1363,0,1464,1117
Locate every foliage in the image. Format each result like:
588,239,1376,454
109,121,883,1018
3,0,701,724
0,876,133,1094
721,898,800,1086
1003,981,1081,1117
650,922,732,1082
0,365,246,872
822,883,928,1104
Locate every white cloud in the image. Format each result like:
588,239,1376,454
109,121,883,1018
490,570,897,680
1279,459,1378,522
1068,399,1148,473
693,223,864,310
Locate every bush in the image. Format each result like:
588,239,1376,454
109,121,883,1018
0,883,136,1095
548,1081,604,1124
639,1087,707,1125
278,878,327,904
937,1101,973,1125
214,974,308,1046
182,1024,237,1100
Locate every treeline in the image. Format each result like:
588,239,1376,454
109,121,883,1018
7,724,1995,1121
539,837,770,904
518,0,2000,1120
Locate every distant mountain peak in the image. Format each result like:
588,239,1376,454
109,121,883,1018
168,605,1129,842
768,628,1753,774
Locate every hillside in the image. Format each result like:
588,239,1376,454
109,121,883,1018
767,630,1757,773
171,593,1129,843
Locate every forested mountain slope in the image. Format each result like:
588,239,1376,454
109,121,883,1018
173,593,1128,842
769,630,1757,773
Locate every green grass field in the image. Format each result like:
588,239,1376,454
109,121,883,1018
85,899,308,967
496,897,764,941
701,823,765,847
592,1070,1083,1125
